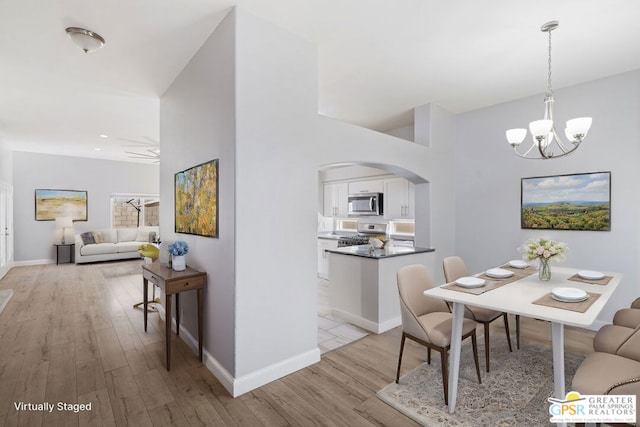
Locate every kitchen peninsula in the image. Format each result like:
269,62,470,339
326,245,434,333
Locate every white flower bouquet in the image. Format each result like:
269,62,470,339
522,237,567,263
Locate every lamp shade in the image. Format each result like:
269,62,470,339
55,216,73,229
529,120,553,138
506,128,527,146
566,117,592,137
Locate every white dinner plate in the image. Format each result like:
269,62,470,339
577,270,605,280
552,287,588,301
508,260,529,269
551,294,589,303
485,268,514,279
455,277,486,288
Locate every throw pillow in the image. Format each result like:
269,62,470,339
92,231,104,243
81,232,96,245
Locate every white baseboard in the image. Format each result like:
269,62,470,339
13,259,54,267
330,308,401,334
156,304,321,397
231,348,320,397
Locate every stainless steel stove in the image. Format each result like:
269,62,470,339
337,235,370,247
336,222,388,247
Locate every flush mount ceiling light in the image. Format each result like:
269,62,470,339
65,27,105,53
506,21,592,159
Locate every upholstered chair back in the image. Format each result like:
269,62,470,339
443,256,469,283
397,264,450,341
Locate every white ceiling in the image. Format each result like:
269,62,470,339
2,0,639,163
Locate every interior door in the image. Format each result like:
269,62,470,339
0,181,13,280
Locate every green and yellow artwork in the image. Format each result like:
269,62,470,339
35,189,88,221
175,159,218,238
521,172,610,231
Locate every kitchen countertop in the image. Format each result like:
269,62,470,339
325,245,434,259
317,232,351,240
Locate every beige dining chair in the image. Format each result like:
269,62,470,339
443,256,518,372
396,263,481,405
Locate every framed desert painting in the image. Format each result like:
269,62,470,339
521,171,611,231
175,159,218,238
35,189,88,221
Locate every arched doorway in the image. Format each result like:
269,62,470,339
316,162,431,354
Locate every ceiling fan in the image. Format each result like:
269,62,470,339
120,136,160,163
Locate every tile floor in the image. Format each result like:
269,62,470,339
317,277,369,354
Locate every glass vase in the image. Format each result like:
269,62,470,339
539,257,551,281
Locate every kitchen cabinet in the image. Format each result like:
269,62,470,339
348,179,384,195
323,182,348,217
383,177,414,219
317,238,338,278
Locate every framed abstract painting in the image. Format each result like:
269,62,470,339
175,159,218,238
35,189,88,221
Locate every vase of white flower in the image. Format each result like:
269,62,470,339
539,257,551,281
521,237,567,281
168,240,189,271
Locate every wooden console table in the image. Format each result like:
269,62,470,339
142,262,206,370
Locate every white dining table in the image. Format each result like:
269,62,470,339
424,266,622,414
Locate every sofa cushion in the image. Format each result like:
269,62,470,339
136,229,152,243
94,229,117,243
116,241,143,253
92,231,104,243
80,243,118,256
80,232,96,245
117,228,138,243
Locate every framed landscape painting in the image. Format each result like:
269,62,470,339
521,171,611,231
175,159,218,238
35,189,88,221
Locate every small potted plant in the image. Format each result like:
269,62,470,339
168,240,189,271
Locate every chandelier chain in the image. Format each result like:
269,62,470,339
547,28,553,96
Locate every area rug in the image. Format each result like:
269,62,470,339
0,289,13,314
377,335,584,426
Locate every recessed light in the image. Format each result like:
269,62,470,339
95,147,102,151
99,134,108,138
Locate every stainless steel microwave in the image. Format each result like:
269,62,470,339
348,193,383,216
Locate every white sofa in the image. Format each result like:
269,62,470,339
74,227,159,264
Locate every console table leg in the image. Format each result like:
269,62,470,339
175,292,180,336
166,293,172,371
143,279,148,332
198,287,203,362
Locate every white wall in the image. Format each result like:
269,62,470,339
455,70,640,325
161,6,457,396
12,151,159,263
0,140,12,184
160,8,237,379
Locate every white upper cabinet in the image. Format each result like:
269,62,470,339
348,179,384,195
383,177,414,219
324,182,349,217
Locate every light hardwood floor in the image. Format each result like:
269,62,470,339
0,261,595,426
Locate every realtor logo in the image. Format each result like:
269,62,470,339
548,391,636,424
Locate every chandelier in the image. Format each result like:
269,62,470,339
506,21,592,159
